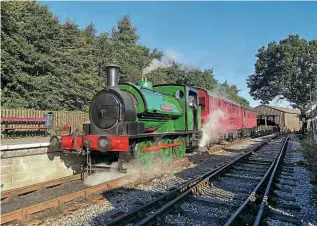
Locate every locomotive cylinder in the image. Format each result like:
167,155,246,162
106,64,120,88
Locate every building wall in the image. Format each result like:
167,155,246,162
255,105,285,128
284,113,301,132
1,145,85,191
255,105,301,132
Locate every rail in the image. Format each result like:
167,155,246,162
106,134,280,226
225,135,289,225
1,173,87,203
0,157,188,224
253,135,290,225
1,133,275,224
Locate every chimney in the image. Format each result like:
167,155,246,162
106,64,120,88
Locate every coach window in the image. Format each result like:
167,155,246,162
199,97,206,110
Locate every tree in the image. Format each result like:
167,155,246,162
1,1,62,109
1,1,249,111
247,35,317,113
218,81,250,107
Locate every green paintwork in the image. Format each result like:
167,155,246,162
173,137,186,159
119,82,201,134
119,84,145,113
154,85,202,132
197,107,201,130
120,83,182,132
160,139,173,163
137,81,153,89
153,85,187,131
136,141,153,168
119,83,182,116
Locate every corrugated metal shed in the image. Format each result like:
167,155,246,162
255,105,301,132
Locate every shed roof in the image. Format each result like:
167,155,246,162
256,105,300,114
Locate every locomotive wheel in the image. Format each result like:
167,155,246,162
136,141,153,168
173,137,186,159
160,139,173,164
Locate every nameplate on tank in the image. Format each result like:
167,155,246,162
160,105,173,111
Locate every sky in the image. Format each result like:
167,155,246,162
40,1,317,108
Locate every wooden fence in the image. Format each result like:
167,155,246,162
1,108,89,138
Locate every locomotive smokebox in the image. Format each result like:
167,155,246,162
106,64,120,89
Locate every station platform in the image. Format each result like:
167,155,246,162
1,137,50,150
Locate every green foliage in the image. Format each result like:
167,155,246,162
1,1,249,111
218,81,250,107
247,35,317,112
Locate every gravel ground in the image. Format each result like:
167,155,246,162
265,134,317,226
36,135,275,226
165,136,286,226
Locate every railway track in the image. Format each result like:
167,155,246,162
1,173,87,204
1,135,252,202
0,133,273,225
0,158,188,224
253,135,311,226
105,134,287,226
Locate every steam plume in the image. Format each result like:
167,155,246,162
199,109,233,148
142,50,195,76
84,159,183,187
142,50,180,75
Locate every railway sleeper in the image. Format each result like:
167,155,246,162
202,190,247,202
176,209,225,225
165,213,216,226
221,173,264,181
240,159,272,165
274,178,297,187
198,186,239,200
181,201,232,218
275,194,295,203
274,192,296,202
212,183,255,195
279,171,294,177
229,169,267,177
189,197,238,210
214,178,258,188
273,185,293,193
232,165,268,173
244,159,273,165
278,172,295,179
236,163,271,169
281,165,296,171
274,203,301,212
268,212,302,225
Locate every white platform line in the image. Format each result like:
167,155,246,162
0,142,50,151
